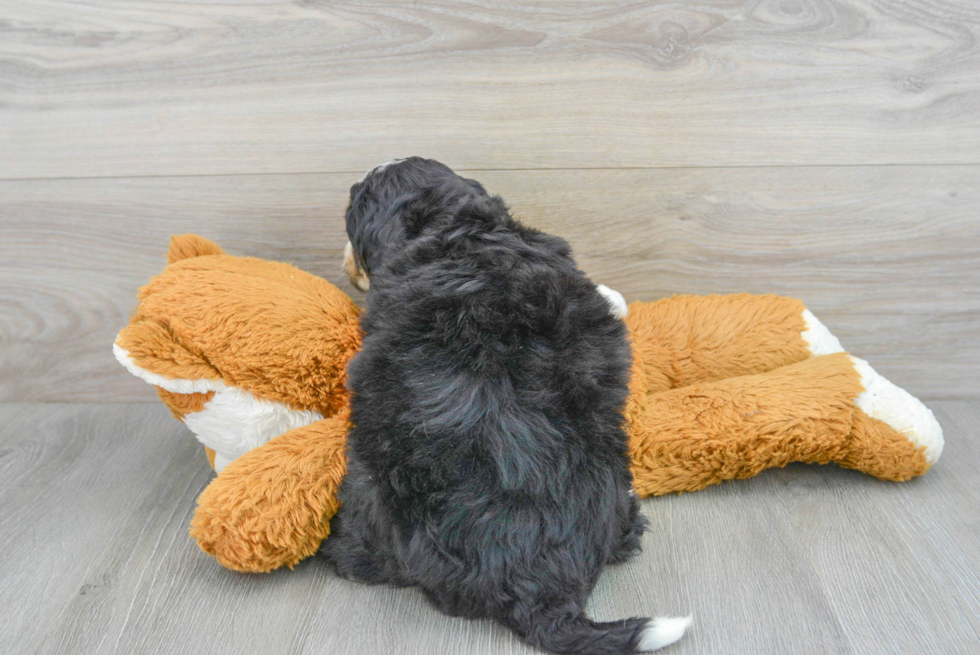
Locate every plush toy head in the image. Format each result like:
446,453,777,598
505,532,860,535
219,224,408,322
114,235,361,472
113,235,365,571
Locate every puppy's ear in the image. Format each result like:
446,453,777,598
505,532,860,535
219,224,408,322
402,184,507,237
398,188,442,238
462,177,489,196
346,186,405,274
397,182,470,237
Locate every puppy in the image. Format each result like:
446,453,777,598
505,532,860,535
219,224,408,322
323,157,690,654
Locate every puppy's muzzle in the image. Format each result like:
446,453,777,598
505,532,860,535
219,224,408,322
343,241,370,292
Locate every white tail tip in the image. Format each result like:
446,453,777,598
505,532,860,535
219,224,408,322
638,615,693,651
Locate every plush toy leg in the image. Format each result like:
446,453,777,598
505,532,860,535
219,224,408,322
628,353,938,497
626,294,824,395
845,356,943,466
189,413,349,573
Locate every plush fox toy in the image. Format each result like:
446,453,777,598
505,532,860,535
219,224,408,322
114,235,943,573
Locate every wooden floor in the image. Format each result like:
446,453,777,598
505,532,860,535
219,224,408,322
0,402,977,654
2,0,979,653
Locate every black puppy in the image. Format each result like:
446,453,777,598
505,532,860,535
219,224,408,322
323,157,690,654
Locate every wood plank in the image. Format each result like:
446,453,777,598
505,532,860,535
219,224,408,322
500,167,980,401
600,477,852,655
2,165,976,402
0,403,209,652
1,0,979,178
0,403,848,655
0,403,347,655
773,400,980,654
2,402,976,653
297,474,853,655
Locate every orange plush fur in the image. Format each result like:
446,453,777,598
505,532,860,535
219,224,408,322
115,235,937,573
623,297,930,496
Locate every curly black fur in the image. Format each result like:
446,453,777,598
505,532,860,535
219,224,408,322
321,158,651,654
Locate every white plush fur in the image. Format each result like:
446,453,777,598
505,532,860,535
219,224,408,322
596,284,628,319
213,452,235,474
182,385,323,461
113,342,222,394
795,313,944,464
801,309,844,355
114,339,323,472
638,615,693,652
850,357,944,464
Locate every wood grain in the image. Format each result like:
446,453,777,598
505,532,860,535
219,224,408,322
600,477,852,654
0,404,209,653
1,0,979,178
1,166,976,403
772,401,980,654
2,402,978,654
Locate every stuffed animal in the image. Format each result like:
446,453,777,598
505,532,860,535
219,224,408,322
114,235,943,573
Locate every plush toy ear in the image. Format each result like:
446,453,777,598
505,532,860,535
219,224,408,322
168,233,225,263
115,234,233,392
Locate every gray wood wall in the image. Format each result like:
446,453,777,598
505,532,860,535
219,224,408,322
2,0,978,402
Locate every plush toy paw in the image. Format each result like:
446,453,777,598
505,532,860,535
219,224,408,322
190,415,349,573
848,356,944,465
800,307,943,464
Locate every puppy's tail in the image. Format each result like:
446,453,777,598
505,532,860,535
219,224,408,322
508,610,692,654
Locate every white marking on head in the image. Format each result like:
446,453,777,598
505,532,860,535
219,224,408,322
113,340,324,469
213,452,234,474
356,158,406,184
182,385,323,464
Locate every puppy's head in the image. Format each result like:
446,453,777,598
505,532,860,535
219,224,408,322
342,157,489,291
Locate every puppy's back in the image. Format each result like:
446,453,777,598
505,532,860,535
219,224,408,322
342,188,688,654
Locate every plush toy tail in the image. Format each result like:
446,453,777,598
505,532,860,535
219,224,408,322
168,233,226,263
